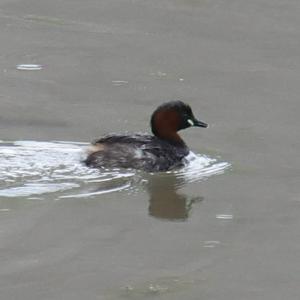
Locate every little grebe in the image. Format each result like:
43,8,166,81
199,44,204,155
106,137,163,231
85,101,208,172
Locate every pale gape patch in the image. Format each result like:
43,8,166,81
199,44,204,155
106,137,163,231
86,143,106,155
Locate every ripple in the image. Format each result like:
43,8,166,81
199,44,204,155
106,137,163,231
0,182,79,197
166,151,230,189
0,141,134,199
16,64,43,71
216,214,233,220
0,141,230,199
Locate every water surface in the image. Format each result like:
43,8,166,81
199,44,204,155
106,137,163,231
1,0,300,299
0,140,229,220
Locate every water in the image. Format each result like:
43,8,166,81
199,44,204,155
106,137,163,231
1,0,300,299
0,140,229,202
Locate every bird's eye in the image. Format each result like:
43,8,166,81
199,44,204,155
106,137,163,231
186,106,192,115
183,113,190,120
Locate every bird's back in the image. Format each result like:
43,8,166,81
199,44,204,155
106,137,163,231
85,133,189,172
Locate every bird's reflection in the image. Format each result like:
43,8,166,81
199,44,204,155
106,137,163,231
145,173,203,221
72,168,203,221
